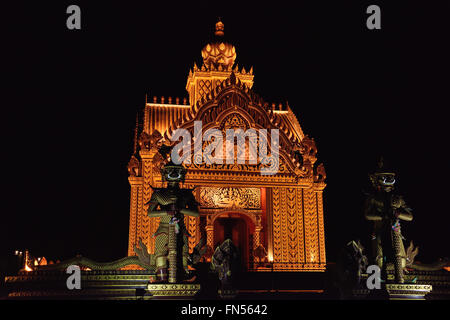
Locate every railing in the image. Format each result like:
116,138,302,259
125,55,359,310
247,261,326,272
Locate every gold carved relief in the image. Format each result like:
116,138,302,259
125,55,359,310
199,187,260,209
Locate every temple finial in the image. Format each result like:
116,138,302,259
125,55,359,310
215,18,224,36
202,18,236,68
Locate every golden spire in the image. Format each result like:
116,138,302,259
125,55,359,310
201,19,236,69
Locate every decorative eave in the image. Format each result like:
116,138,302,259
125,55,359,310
146,96,190,107
150,168,318,188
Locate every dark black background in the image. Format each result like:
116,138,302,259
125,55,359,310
2,1,449,266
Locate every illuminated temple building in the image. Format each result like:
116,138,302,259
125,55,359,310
126,20,327,272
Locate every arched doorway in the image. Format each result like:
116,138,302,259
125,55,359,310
212,212,255,270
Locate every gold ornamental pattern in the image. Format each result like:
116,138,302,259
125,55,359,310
199,187,261,209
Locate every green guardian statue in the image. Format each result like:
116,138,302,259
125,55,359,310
146,161,199,283
364,158,413,283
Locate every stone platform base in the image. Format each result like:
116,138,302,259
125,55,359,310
218,288,237,299
147,283,201,299
4,270,201,300
385,284,432,300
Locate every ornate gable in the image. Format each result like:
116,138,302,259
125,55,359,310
163,72,322,182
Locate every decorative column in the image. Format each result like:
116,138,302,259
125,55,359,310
185,216,200,254
303,187,319,268
127,176,143,256
252,225,262,262
183,183,200,254
205,221,214,261
296,187,305,265
280,187,289,265
139,148,159,254
271,187,281,269
315,189,326,268
286,187,298,266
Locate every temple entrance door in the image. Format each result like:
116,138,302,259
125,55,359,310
213,214,253,270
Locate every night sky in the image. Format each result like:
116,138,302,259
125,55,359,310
2,2,449,266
